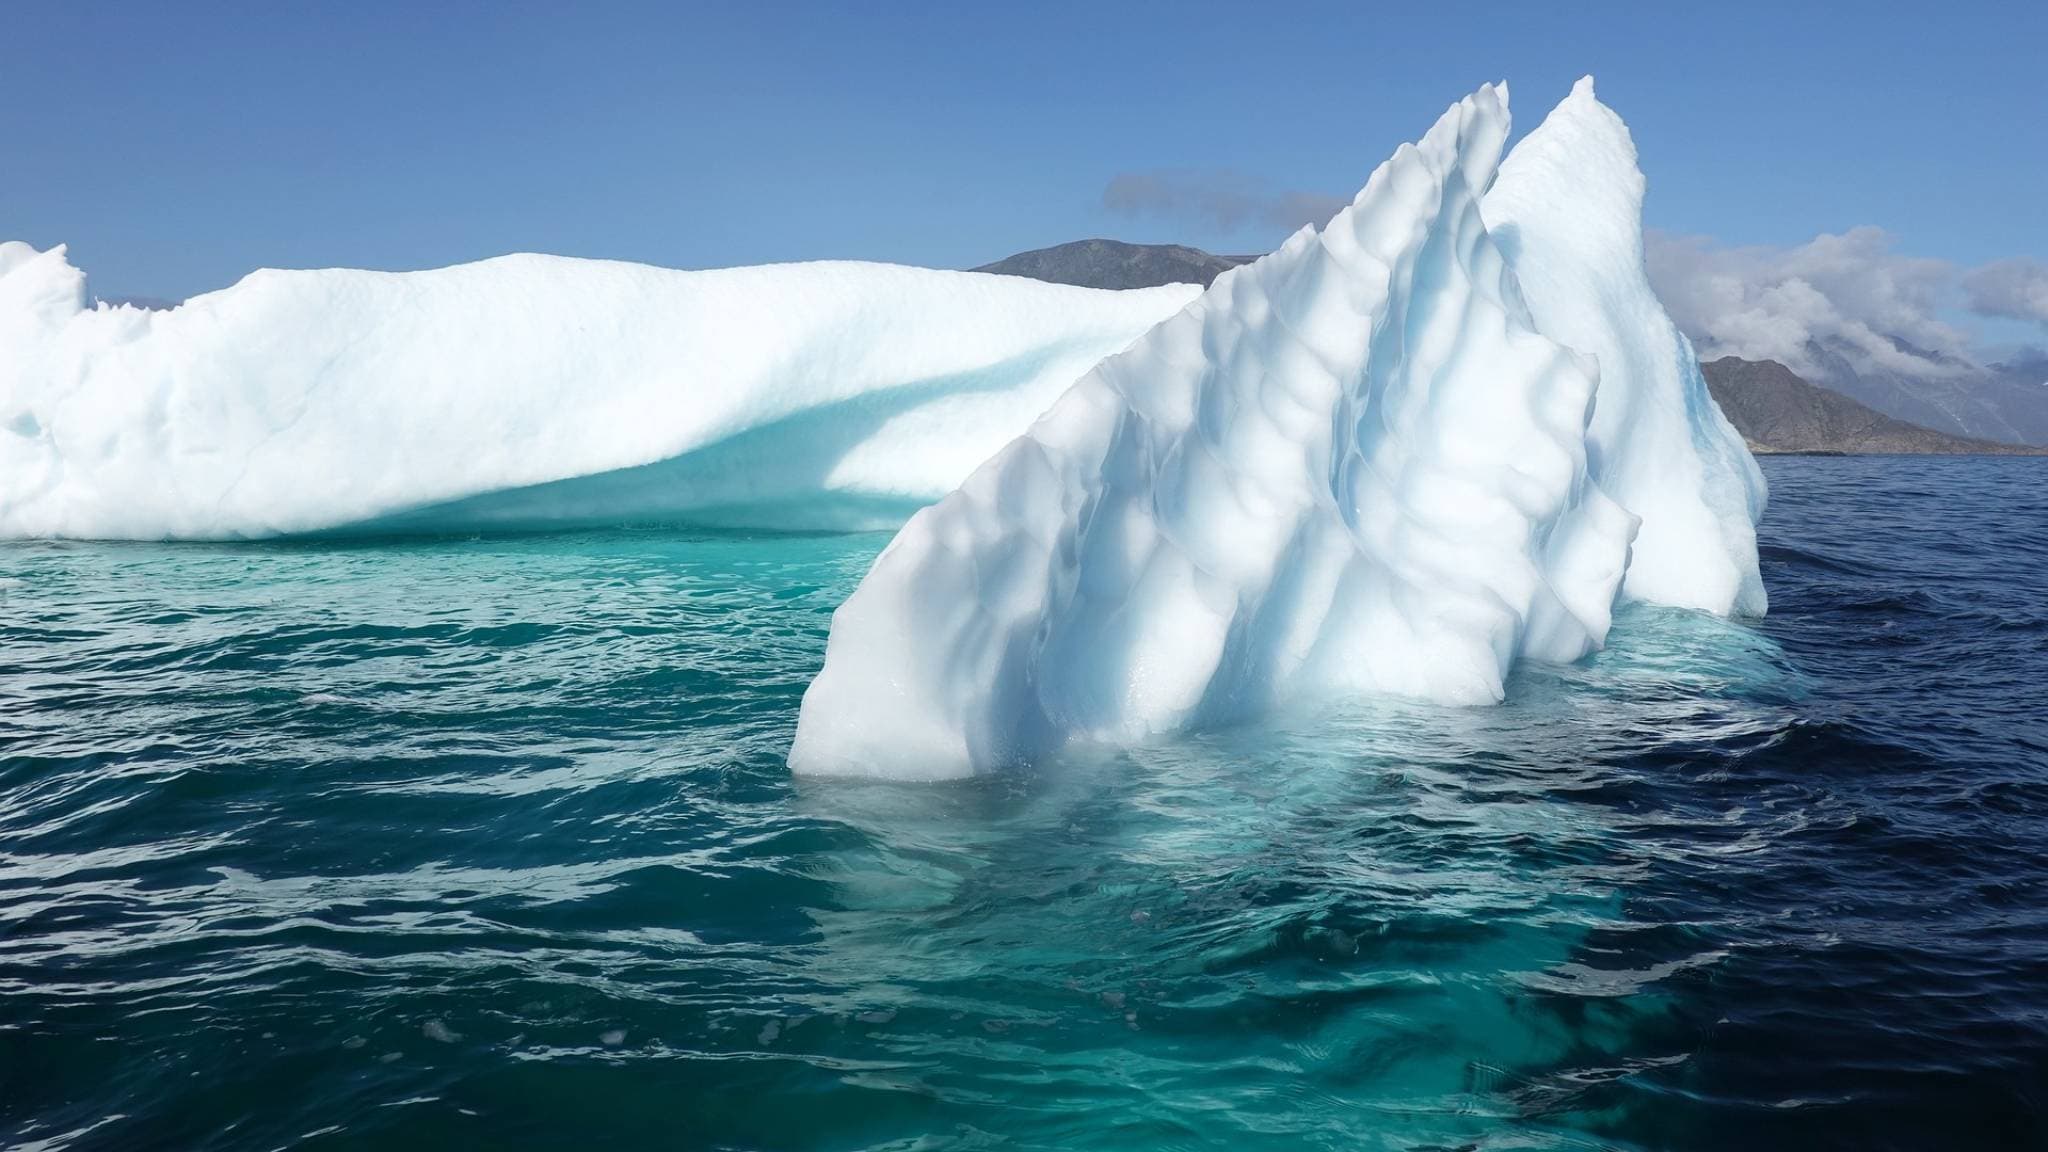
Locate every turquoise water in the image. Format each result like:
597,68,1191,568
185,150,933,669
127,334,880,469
4,456,2046,1150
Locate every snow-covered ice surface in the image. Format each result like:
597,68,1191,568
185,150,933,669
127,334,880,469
0,243,1198,539
791,80,1767,780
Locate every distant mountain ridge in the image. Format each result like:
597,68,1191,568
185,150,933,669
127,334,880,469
972,239,1254,291
1700,357,2044,456
1793,336,2048,447
974,240,2048,457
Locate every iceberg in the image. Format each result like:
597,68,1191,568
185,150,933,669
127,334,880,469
790,80,1766,780
0,243,1199,539
1481,78,1767,615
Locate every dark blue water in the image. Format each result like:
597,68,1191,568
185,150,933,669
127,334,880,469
3,455,2044,1151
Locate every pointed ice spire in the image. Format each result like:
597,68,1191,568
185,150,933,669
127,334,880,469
790,84,1645,779
1482,75,1768,615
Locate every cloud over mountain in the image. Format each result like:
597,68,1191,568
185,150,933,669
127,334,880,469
1643,227,1980,380
1961,258,2048,326
1643,228,2048,444
1644,228,2048,377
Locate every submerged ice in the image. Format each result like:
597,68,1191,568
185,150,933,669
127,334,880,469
0,245,1198,539
790,80,1768,779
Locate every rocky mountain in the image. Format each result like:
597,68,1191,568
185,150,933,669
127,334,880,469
974,240,2048,457
1795,337,2048,447
1701,357,2045,455
973,239,1253,290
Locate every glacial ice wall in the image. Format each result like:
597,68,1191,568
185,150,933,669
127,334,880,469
0,243,1199,539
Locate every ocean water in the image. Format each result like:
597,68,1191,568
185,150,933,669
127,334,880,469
2,454,2044,1152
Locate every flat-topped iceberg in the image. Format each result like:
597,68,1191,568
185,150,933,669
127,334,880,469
790,80,1767,780
0,244,1197,539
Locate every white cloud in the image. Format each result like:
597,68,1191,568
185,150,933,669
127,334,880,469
1961,258,2048,326
1644,227,1981,381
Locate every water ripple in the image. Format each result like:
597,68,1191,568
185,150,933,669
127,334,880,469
2,459,2046,1150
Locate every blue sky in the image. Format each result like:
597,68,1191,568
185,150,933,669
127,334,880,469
4,0,2043,318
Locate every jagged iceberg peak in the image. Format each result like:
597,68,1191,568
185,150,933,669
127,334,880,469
0,242,1199,539
1482,76,1768,614
789,83,1660,780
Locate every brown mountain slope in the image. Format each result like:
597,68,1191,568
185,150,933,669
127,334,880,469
972,239,1252,290
1700,357,2047,455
